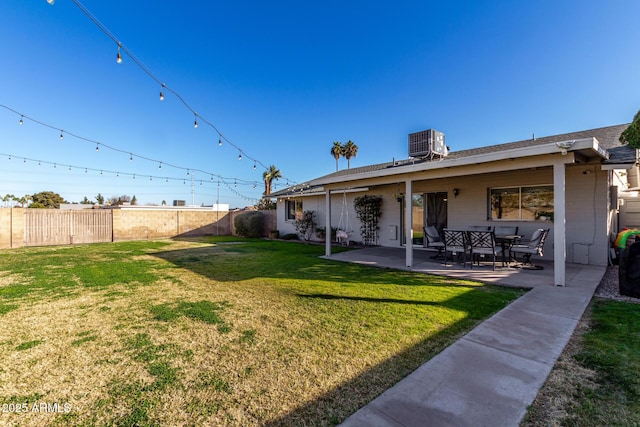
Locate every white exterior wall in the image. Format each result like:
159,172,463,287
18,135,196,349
565,165,610,266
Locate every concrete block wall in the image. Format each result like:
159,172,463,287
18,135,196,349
112,209,231,241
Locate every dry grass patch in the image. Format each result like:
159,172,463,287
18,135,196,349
0,238,525,426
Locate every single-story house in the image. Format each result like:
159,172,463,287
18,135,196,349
271,124,637,286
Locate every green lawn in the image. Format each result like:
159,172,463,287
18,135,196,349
524,298,640,426
0,237,525,426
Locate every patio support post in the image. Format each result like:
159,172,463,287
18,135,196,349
553,161,566,286
405,179,413,267
325,189,331,257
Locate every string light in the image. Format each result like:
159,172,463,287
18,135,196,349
238,152,242,161
253,161,256,170
46,0,54,5
19,116,23,125
60,1,274,175
218,137,222,147
159,84,165,101
194,115,198,128
2,102,275,203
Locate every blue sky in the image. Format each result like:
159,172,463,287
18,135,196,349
1,1,639,207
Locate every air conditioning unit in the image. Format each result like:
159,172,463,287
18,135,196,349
408,129,447,159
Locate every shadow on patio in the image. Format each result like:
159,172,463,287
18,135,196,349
324,246,605,290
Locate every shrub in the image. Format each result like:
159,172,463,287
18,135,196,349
234,211,265,237
315,227,337,241
294,210,316,241
280,233,299,240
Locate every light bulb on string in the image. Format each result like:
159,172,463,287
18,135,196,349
159,84,165,101
19,116,23,125
68,165,71,171
238,152,242,160
218,137,222,147
194,115,198,128
100,170,103,175
96,144,99,152
165,177,168,183
150,176,152,181
46,0,55,5
187,169,190,176
59,130,64,140
116,43,122,64
38,161,41,166
85,168,88,173
133,174,136,179
129,153,133,162
54,163,56,168
253,161,256,170
158,162,162,169
234,179,237,188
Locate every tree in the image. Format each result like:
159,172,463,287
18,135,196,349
131,195,137,205
620,109,640,149
255,198,276,210
30,191,66,209
262,165,282,196
331,141,344,172
108,195,131,206
80,196,92,204
343,140,358,169
95,193,104,205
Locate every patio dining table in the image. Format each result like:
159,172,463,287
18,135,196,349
495,234,522,265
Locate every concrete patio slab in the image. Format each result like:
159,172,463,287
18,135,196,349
333,246,605,426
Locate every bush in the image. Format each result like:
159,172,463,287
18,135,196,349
294,210,316,241
280,233,299,240
234,211,265,238
315,227,337,241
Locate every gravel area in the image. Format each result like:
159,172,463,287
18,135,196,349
594,265,640,303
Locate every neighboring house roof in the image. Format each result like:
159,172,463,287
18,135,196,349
272,123,632,198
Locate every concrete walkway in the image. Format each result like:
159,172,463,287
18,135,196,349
328,247,605,427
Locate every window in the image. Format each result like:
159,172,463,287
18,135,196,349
489,185,553,221
285,200,303,220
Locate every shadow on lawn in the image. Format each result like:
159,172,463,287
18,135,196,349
153,240,523,425
265,290,501,426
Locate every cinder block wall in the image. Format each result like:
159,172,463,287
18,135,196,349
0,209,13,249
112,209,231,241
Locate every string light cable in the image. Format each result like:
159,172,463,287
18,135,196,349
0,104,290,193
49,0,280,180
0,151,261,203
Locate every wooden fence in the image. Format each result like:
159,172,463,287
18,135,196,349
24,209,113,246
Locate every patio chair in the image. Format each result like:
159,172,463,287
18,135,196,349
424,226,445,259
510,228,550,269
443,229,469,267
468,230,502,270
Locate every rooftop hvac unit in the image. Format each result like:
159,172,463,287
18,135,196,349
408,129,447,159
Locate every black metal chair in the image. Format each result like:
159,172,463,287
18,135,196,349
468,230,502,270
443,229,469,267
510,228,550,269
424,226,445,259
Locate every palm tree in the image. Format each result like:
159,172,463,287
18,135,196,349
263,165,282,196
331,141,344,172
343,140,358,169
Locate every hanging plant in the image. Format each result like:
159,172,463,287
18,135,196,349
353,195,383,245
